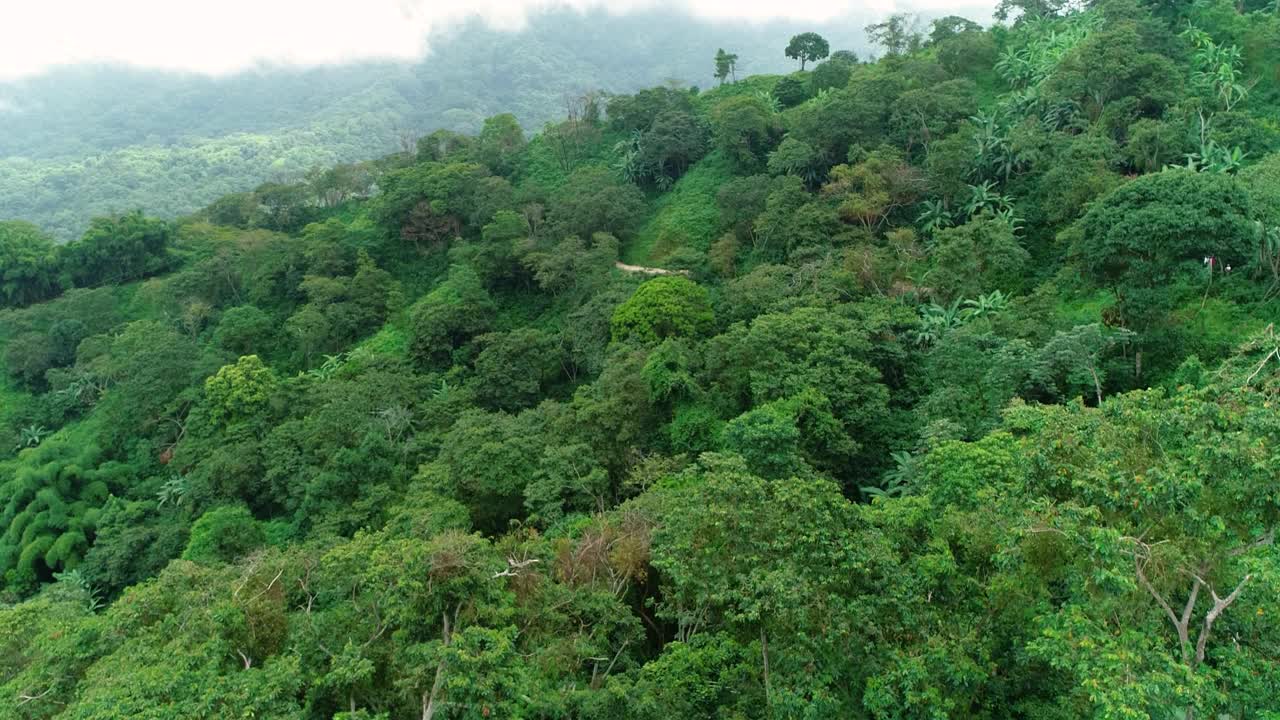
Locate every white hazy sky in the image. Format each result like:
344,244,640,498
0,0,996,80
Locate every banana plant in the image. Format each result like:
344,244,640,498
962,290,1010,320
1176,140,1247,174
613,130,649,184
916,199,954,237
861,450,917,499
1184,23,1253,111
54,569,104,613
754,90,782,114
963,182,1016,218
430,378,453,402
17,424,49,450
308,352,347,381
156,474,189,509
911,299,965,347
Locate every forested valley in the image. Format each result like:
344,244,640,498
3,0,1280,717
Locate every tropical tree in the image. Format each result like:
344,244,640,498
784,32,830,70
714,48,739,84
0,221,60,307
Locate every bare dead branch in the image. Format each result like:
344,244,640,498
1196,574,1252,665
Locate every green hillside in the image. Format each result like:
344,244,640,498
3,2,1280,718
0,9,875,240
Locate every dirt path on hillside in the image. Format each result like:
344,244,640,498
614,261,689,276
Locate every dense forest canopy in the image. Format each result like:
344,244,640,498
3,0,1280,718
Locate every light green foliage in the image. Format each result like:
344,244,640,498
865,13,924,57
628,152,732,264
181,504,266,564
1006,371,1280,718
610,276,714,343
203,355,279,427
651,457,866,710
822,145,926,232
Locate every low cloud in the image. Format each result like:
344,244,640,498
0,0,995,80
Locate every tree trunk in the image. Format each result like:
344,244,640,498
760,628,771,707
422,608,455,720
1088,363,1103,406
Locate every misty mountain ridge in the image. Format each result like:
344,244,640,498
0,6,916,239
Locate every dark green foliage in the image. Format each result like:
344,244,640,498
935,29,996,76
418,409,545,533
1075,169,1256,331
471,329,562,411
771,76,811,108
0,221,60,307
80,497,189,597
408,265,496,368
4,6,1280,717
546,165,647,240
214,305,276,356
710,95,779,172
60,212,173,288
930,214,1031,301
809,59,853,93
784,32,830,70
634,110,710,185
721,401,804,478
607,86,696,133
477,114,527,176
